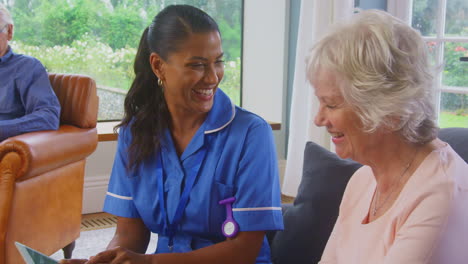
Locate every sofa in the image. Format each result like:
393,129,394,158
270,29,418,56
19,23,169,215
268,127,468,264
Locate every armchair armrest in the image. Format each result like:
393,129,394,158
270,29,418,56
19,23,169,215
0,125,98,181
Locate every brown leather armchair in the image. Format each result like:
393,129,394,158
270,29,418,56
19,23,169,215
0,73,99,264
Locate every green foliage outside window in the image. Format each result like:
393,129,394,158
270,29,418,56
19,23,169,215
7,0,242,120
412,0,467,127
443,42,468,87
442,41,468,117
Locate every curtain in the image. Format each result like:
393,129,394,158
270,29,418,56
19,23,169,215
282,0,355,197
387,0,412,23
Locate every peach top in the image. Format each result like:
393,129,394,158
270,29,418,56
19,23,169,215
320,143,468,264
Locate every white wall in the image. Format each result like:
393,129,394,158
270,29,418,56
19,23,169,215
82,141,116,213
242,0,288,124
82,0,290,213
242,0,289,159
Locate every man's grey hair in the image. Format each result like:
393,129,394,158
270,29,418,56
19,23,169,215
307,9,438,144
0,3,14,27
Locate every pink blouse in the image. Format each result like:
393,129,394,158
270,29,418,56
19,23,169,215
320,143,468,264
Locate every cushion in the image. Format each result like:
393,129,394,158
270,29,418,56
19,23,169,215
438,127,468,163
270,141,362,264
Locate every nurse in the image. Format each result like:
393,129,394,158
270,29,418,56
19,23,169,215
62,4,283,264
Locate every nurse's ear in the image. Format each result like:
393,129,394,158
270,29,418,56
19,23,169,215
150,52,166,82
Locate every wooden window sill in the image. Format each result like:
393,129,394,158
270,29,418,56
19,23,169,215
97,121,120,142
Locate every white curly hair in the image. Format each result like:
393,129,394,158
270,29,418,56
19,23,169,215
0,4,13,27
307,9,438,144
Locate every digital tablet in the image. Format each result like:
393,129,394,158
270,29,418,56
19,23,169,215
15,241,58,264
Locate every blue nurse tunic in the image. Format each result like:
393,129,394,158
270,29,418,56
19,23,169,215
103,89,284,263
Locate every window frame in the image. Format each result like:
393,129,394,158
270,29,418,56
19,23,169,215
9,1,245,124
388,0,468,124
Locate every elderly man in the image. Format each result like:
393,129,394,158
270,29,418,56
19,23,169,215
0,4,60,142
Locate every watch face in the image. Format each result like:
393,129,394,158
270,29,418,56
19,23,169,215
223,221,235,235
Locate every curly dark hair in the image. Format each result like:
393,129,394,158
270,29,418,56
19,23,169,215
116,5,220,171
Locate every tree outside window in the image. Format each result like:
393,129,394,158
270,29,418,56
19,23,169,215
7,0,243,121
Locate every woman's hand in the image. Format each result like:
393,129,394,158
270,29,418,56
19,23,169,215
59,247,152,264
60,217,152,264
59,259,88,264
84,246,152,264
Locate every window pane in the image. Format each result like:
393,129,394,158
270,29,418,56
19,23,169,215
425,40,440,66
440,42,468,128
412,0,438,36
445,0,468,36
9,0,242,121
442,42,468,87
440,92,468,128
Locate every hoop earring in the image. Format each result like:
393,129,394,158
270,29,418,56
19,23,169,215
157,79,164,92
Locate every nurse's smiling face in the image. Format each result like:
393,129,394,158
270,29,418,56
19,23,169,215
151,31,224,115
312,70,382,162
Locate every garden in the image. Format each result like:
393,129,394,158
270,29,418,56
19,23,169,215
5,0,467,127
8,0,242,120
440,42,468,127
413,0,468,127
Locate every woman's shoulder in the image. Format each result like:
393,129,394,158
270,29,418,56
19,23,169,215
395,144,466,216
115,121,134,143
231,106,271,130
420,142,468,188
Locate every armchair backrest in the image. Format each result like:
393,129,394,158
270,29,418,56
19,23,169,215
48,73,99,128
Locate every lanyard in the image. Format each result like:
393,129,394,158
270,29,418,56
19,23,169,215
156,147,207,251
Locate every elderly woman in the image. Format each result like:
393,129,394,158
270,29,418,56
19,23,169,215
307,10,468,263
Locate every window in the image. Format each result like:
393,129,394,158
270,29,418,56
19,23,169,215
411,0,468,128
8,0,243,121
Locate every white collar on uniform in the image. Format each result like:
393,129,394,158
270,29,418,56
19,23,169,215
204,88,236,134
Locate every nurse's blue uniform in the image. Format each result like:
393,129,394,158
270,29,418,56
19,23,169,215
103,89,284,263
